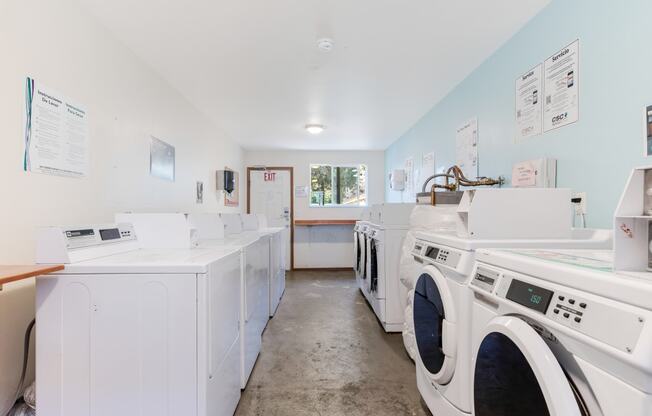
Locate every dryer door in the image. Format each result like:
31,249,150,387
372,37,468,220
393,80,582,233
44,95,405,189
472,316,586,416
412,265,457,385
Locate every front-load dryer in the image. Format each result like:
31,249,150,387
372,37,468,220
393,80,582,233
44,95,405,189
408,228,613,416
469,248,652,415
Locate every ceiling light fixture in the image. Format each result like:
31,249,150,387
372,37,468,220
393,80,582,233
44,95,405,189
317,38,334,52
305,124,326,134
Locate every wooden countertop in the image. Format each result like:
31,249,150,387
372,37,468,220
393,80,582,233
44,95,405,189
294,219,357,226
0,265,65,287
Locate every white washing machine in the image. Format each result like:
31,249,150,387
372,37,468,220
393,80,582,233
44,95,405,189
398,204,461,360
405,188,613,416
242,213,286,317
119,212,271,389
35,223,243,416
353,221,367,286
469,248,652,415
408,228,613,416
355,222,370,294
362,203,415,332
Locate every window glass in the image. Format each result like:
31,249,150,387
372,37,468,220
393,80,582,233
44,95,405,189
310,164,367,206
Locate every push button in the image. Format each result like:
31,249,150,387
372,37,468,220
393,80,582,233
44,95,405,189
554,309,560,314
574,317,581,323
558,296,565,301
563,313,570,318
568,299,575,305
579,303,587,309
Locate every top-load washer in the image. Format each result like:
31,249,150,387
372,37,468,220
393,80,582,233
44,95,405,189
241,213,287,317
405,189,613,416
469,248,652,415
35,223,243,416
118,212,271,389
361,203,415,332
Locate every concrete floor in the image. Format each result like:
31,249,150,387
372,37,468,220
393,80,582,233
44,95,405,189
235,270,430,416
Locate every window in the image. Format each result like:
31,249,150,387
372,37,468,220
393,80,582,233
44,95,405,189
310,164,367,207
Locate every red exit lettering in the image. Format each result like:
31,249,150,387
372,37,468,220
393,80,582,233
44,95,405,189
264,172,276,181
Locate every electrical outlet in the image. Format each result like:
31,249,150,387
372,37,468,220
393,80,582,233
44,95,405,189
572,192,587,215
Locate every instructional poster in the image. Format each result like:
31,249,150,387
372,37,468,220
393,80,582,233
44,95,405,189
544,40,579,132
24,77,89,177
456,117,478,179
404,157,415,201
420,152,435,187
515,64,543,140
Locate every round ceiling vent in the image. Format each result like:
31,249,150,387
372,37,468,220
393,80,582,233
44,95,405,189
317,38,334,52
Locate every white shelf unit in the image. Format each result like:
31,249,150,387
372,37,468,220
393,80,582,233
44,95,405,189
614,166,652,272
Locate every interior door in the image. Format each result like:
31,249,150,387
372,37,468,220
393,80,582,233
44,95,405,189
248,167,293,269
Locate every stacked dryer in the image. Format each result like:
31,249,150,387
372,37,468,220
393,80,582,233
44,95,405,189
359,203,415,332
403,189,614,416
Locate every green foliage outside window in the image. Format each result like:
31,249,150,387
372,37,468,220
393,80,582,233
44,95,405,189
310,164,367,206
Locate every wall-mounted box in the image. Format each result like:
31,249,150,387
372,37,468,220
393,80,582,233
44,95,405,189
216,169,235,193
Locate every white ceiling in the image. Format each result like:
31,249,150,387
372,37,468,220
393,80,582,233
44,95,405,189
77,0,549,150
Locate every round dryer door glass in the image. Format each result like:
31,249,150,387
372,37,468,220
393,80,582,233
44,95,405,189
473,317,586,416
413,272,446,375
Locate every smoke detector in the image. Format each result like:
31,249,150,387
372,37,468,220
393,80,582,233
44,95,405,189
317,38,334,52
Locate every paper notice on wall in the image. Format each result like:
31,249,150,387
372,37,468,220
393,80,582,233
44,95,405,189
294,185,308,198
511,160,537,187
543,40,579,132
515,64,543,140
419,152,435,190
404,157,415,201
456,117,478,179
23,77,89,177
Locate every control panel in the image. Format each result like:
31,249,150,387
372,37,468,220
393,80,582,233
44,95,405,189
478,266,647,354
64,224,137,249
413,242,462,269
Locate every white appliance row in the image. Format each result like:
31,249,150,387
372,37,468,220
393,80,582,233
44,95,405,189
400,187,651,416
354,203,415,332
34,212,286,416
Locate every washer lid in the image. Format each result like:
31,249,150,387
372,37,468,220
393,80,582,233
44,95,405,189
473,316,584,416
413,265,457,384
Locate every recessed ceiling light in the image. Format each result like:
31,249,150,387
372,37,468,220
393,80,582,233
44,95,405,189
305,124,326,134
317,38,334,52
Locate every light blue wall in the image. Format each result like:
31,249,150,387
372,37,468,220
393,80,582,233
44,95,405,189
385,0,652,228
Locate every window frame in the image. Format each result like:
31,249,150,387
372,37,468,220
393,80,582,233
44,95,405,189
309,163,368,208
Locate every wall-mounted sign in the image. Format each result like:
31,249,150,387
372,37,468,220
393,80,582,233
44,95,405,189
456,117,478,179
196,181,204,204
294,185,308,198
543,39,579,132
23,77,89,177
264,171,277,181
645,105,652,156
515,64,543,140
150,136,175,181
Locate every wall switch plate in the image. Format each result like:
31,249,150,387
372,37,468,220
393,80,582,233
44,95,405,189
572,192,587,215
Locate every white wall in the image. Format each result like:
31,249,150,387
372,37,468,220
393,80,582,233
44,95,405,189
0,0,243,410
244,150,384,268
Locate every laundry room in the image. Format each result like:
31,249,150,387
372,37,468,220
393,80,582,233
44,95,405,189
1,0,651,415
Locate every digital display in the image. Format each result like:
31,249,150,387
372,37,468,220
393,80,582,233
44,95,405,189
66,229,94,238
506,279,553,314
425,246,440,259
99,228,121,241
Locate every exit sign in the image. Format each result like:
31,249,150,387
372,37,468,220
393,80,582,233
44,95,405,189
264,171,276,181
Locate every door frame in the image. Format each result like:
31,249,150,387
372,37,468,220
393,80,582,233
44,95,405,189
247,166,295,270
